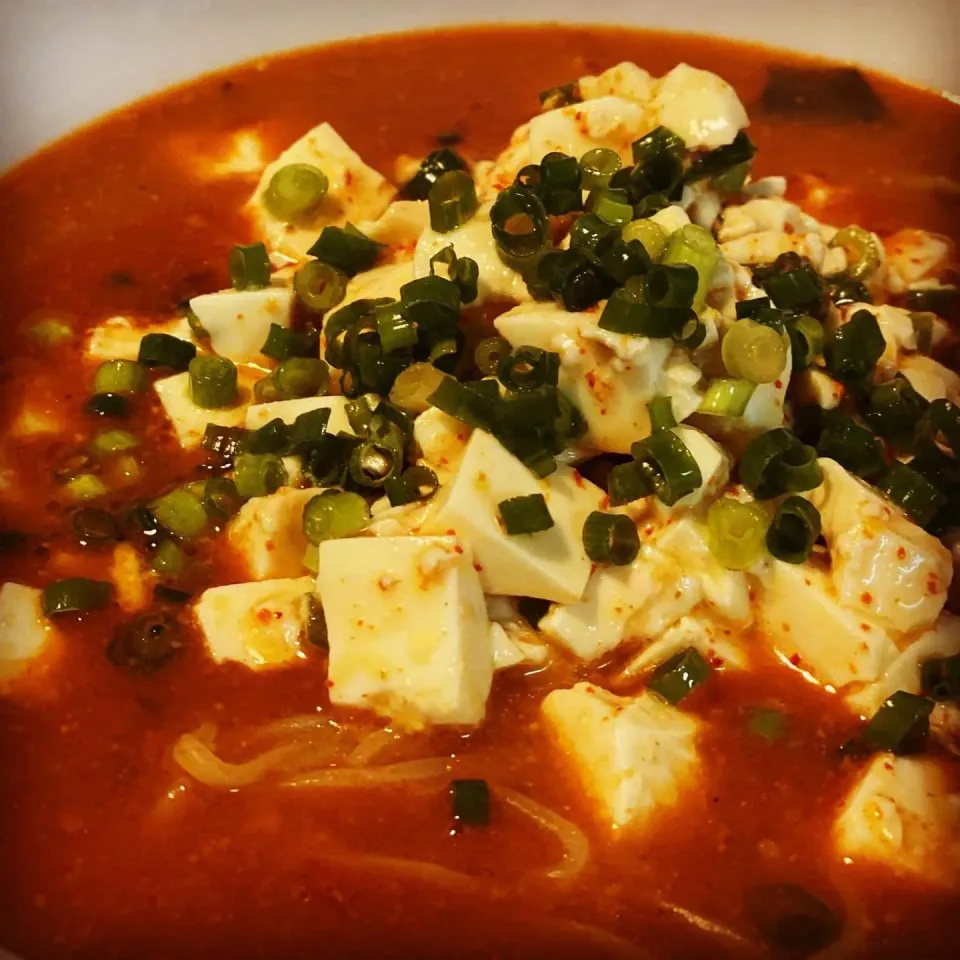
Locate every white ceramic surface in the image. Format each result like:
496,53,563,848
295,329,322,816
0,0,958,171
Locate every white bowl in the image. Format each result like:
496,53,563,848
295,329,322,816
1,0,957,171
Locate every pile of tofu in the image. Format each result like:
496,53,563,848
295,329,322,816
3,58,958,891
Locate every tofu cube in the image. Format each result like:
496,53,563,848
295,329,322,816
337,260,413,312
245,395,355,435
759,560,898,688
228,487,320,579
669,426,730,509
0,582,53,672
424,430,604,602
85,315,194,362
413,407,472,476
194,577,314,669
808,459,951,635
154,372,250,449
249,122,395,261
316,536,492,727
542,683,701,831
835,756,960,889
189,286,294,364
652,64,748,148
624,614,748,676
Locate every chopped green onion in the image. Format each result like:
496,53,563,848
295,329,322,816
862,690,934,754
428,170,478,233
294,260,348,313
903,286,959,316
598,286,684,339
244,418,289,455
815,415,885,479
647,396,676,431
137,333,197,371
262,163,329,221
766,496,821,564
497,346,560,392
260,323,320,361
348,440,400,488
201,423,248,460
400,275,461,334
829,225,881,281
42,577,113,616
630,126,686,194
662,224,720,312
399,148,467,201
594,195,634,226
580,147,622,190
186,309,208,341
911,312,935,355
233,453,287,499
85,393,129,419
570,211,621,253
188,356,239,409
649,647,711,705
825,274,871,307
150,488,208,540
538,82,580,110
91,429,139,456
923,398,960,458
384,465,440,507
152,539,186,576
631,430,702,506
699,378,756,418
920,655,960,703
876,462,945,528
722,319,788,384
429,246,479,304
786,314,825,370
862,374,929,441
747,707,787,741
307,224,381,276
740,428,822,500
736,297,771,320
94,359,146,395
450,778,490,826
498,493,554,535
684,132,757,184
429,338,459,374
763,264,822,309
374,302,418,354
26,317,73,345
645,264,699,309
824,309,885,382
536,248,612,313
582,511,640,565
538,152,582,215
622,219,667,261
388,362,446,415
275,357,330,399
427,375,497,430
706,498,770,570
302,490,370,544
474,337,511,377
228,242,271,290
490,186,549,260
202,476,244,521
71,507,119,544
63,473,108,501
608,461,653,506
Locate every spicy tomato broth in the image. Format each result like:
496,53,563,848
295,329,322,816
0,23,958,960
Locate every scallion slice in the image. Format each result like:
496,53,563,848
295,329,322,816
450,778,490,826
348,440,400,489
150,488,208,540
262,163,329,222
72,507,119,545
497,346,560,392
862,374,929,441
622,219,667,261
920,654,960,703
91,429,139,456
428,169,478,233
608,460,653,506
427,375,497,431
275,357,330,400
706,498,769,570
233,453,287,499
698,378,756,418
649,647,711,705
829,225,881,281
645,263,699,309
375,302,418,354
429,246,479,304
188,356,239,409
766,496,821,564
763,263,822,309
580,147,622,190
490,185,549,260
202,477,244,521
631,430,702,506
94,359,146,395
302,490,370,545
294,260,348,313
875,462,945,528
260,323,318,362
736,297,771,320
384,465,440,507
201,424,248,461
399,148,467,201
824,309,885,382
786,314,825,370
582,511,640,565
748,708,787,741
722,319,787,384
740,428,822,500
307,224,381,276
815,415,885,479
63,473,108,501
594,194,633,226
861,690,934,754
85,393,129,419
42,577,113,616
662,224,719,312
137,333,197,371
684,131,756,184
498,493,554,535
228,242,271,290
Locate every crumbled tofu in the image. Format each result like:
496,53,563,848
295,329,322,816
356,200,430,249
669,426,730,509
337,260,413,312
0,583,53,670
316,536,492,727
624,614,747,676
413,407,472,477
648,204,691,235
485,596,551,670
899,355,960,403
413,203,531,306
793,368,844,410
423,430,603,602
245,395,355,434
194,577,313,669
542,683,701,831
652,64,748,149
807,459,951,635
228,487,320,580
111,542,152,613
496,301,704,454
721,231,826,270
847,614,960,714
248,122,395,261
154,372,250,449
835,756,960,889
717,198,821,243
578,62,655,104
85,315,194,362
189,286,294,363
883,228,951,294
758,560,898,688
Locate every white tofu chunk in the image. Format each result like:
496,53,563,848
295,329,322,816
485,597,551,670
578,62,655,104
85,315,193,362
669,426,730,509
900,355,960,403
413,204,530,307
154,372,250,449
807,459,951,635
194,577,313,669
336,260,413,312
884,228,951,293
542,683,701,831
793,368,844,410
189,286,294,364
228,487,320,580
413,407,472,477
843,302,915,376
423,430,603,602
0,583,53,671
835,756,960,889
648,204,691,235
759,560,898,688
316,536,492,727
245,395,354,435
652,64,748,149
356,200,430,249
624,614,747,676
249,122,395,261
